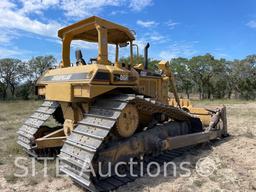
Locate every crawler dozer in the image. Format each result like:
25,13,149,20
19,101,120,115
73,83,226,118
17,16,228,191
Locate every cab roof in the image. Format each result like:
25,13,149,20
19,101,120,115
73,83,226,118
58,16,135,44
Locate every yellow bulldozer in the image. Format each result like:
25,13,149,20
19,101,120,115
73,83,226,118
17,16,228,191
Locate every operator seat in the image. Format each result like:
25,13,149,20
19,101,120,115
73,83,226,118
75,49,86,65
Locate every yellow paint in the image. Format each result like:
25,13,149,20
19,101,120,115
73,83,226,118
46,83,72,102
32,16,227,150
58,16,135,67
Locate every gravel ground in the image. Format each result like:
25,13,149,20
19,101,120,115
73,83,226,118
0,100,255,192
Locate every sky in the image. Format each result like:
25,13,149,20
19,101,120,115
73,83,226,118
1,0,256,63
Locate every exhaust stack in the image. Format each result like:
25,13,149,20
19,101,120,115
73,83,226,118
144,43,150,70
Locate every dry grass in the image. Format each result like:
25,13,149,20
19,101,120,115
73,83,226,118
4,173,18,184
191,99,253,106
0,100,42,161
0,99,255,192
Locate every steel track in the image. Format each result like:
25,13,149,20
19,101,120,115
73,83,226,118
91,146,194,191
59,94,194,192
17,101,60,157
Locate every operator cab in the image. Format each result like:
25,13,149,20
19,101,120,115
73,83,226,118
58,16,136,68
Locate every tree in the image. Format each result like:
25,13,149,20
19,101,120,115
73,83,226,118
28,55,56,82
0,80,7,99
188,54,217,99
169,57,194,99
231,55,256,99
119,54,159,70
0,56,56,100
0,58,26,99
16,81,33,100
209,58,229,99
223,60,235,99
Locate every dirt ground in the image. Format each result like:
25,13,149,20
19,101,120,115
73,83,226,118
0,100,255,192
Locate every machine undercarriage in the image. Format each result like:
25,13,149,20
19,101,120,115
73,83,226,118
17,93,227,191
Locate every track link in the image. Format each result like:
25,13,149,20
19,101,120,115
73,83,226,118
17,101,59,157
93,146,193,191
59,94,194,191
